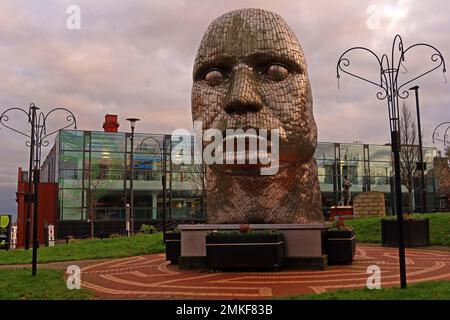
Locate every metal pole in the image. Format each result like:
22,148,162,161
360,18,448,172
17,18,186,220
392,130,407,288
169,136,172,221
162,136,167,242
126,118,139,235
410,86,426,213
25,106,37,250
337,35,446,289
130,126,135,236
31,168,40,276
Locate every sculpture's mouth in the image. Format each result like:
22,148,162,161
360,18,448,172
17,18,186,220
219,129,274,165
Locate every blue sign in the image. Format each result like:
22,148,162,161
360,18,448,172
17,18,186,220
133,155,160,170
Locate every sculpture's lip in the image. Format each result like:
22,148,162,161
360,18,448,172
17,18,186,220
220,128,275,141
217,128,274,165
211,161,292,176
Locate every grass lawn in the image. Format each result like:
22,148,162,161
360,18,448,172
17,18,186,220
346,212,450,246
283,280,450,300
0,268,93,300
0,233,165,265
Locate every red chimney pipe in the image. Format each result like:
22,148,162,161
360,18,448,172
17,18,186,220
103,114,120,132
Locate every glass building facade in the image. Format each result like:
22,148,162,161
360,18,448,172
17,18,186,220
42,130,438,226
42,130,204,226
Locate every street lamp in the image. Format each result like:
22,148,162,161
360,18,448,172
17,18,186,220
126,118,140,236
409,86,427,213
138,135,169,242
0,103,77,275
337,35,446,289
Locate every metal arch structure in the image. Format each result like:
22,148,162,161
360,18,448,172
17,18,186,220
0,103,77,168
337,35,446,132
336,35,446,289
432,121,450,146
0,103,77,275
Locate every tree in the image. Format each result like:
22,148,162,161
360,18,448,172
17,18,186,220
399,102,420,213
187,163,207,218
445,145,450,158
85,162,120,238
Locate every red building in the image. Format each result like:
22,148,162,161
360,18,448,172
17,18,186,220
16,167,58,247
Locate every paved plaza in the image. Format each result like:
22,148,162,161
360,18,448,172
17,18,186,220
79,245,450,299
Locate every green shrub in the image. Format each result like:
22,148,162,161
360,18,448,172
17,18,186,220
139,224,156,234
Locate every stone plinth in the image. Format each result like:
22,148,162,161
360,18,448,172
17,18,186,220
329,206,353,222
178,223,331,270
353,191,386,217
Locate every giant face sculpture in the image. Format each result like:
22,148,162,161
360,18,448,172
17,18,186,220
192,8,323,224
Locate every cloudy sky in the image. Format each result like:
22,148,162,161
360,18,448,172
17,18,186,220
1,0,449,219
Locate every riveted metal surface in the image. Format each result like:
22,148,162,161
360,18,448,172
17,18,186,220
191,8,323,223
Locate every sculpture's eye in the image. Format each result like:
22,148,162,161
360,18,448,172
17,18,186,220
203,69,225,86
264,64,290,81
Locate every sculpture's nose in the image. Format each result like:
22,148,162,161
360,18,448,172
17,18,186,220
224,64,263,115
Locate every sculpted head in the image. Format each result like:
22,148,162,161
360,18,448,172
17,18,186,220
190,8,323,224
191,8,317,168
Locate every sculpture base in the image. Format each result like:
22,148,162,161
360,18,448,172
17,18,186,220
329,206,354,223
178,223,331,270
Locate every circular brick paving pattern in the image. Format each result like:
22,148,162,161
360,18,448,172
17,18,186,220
80,245,450,299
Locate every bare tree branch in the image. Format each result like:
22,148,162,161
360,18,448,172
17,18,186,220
400,102,419,212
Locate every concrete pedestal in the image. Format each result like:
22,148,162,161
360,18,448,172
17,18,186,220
178,223,331,270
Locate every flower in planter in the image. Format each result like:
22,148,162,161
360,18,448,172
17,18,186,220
403,212,414,220
239,224,252,234
330,220,353,231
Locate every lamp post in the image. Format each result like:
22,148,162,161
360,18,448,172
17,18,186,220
126,118,140,236
409,86,427,213
0,103,77,275
337,35,446,288
138,135,168,242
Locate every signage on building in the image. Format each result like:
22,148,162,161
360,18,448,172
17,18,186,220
10,225,17,250
133,155,161,170
0,215,11,250
45,224,55,247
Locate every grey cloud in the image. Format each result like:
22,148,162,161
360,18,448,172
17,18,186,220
1,0,450,214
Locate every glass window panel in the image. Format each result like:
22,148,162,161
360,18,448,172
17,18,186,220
369,161,392,176
60,151,84,170
59,169,83,188
424,147,437,168
315,142,335,160
60,130,84,151
132,134,165,153
340,162,363,183
61,207,82,220
90,132,125,152
340,144,364,162
84,132,91,150
133,170,162,181
369,161,392,186
60,189,83,208
90,151,125,171
369,145,391,162
89,169,124,181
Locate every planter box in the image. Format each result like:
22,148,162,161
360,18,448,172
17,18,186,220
206,233,284,269
381,219,429,247
327,229,356,265
165,232,181,264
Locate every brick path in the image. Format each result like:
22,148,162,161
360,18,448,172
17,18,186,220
79,244,450,299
